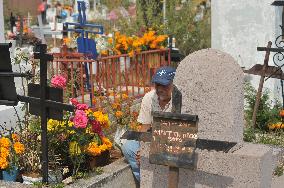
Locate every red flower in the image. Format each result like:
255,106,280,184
70,98,79,106
51,75,67,88
76,103,88,110
91,120,103,136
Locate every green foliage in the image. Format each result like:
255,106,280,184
243,125,257,142
106,0,211,56
244,81,281,131
274,164,284,177
94,167,104,175
166,0,211,55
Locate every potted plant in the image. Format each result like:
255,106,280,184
0,128,25,182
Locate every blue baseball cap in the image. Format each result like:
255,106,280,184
152,66,176,86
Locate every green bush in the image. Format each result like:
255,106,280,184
244,81,281,131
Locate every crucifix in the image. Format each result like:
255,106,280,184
244,1,284,128
0,43,74,183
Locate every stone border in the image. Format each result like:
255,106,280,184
0,158,137,188
66,158,137,188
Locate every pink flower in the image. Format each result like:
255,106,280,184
73,110,88,128
51,75,67,88
70,98,79,106
76,103,88,110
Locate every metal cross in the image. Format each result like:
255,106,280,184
0,43,74,183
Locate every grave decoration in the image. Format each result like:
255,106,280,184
122,86,237,188
244,1,284,128
62,1,104,104
64,1,103,59
0,43,74,183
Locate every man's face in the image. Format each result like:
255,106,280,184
155,82,173,101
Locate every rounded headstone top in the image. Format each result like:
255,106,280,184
174,48,244,143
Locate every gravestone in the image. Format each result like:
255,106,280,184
140,49,273,188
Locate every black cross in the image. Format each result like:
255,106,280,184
0,43,74,183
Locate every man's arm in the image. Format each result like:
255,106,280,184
137,92,153,131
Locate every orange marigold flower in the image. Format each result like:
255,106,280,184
102,137,112,149
14,142,25,154
99,144,108,152
12,134,20,142
0,137,10,148
122,94,128,100
101,50,108,56
0,157,9,169
86,142,101,156
0,147,9,159
108,37,113,44
112,103,120,110
115,111,123,118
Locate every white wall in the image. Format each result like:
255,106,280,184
212,0,282,100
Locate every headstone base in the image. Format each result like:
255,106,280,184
140,142,272,188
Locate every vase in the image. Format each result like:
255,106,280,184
89,150,110,170
22,173,42,185
2,166,18,182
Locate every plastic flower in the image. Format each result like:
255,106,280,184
13,142,25,154
73,110,88,128
51,75,67,88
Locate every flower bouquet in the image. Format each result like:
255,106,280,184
47,98,112,178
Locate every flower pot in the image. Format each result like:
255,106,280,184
22,173,42,185
2,166,18,182
89,150,110,170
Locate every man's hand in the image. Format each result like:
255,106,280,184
139,124,151,132
135,150,140,166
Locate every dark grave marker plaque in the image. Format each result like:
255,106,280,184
0,43,17,105
28,83,63,120
149,112,198,169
